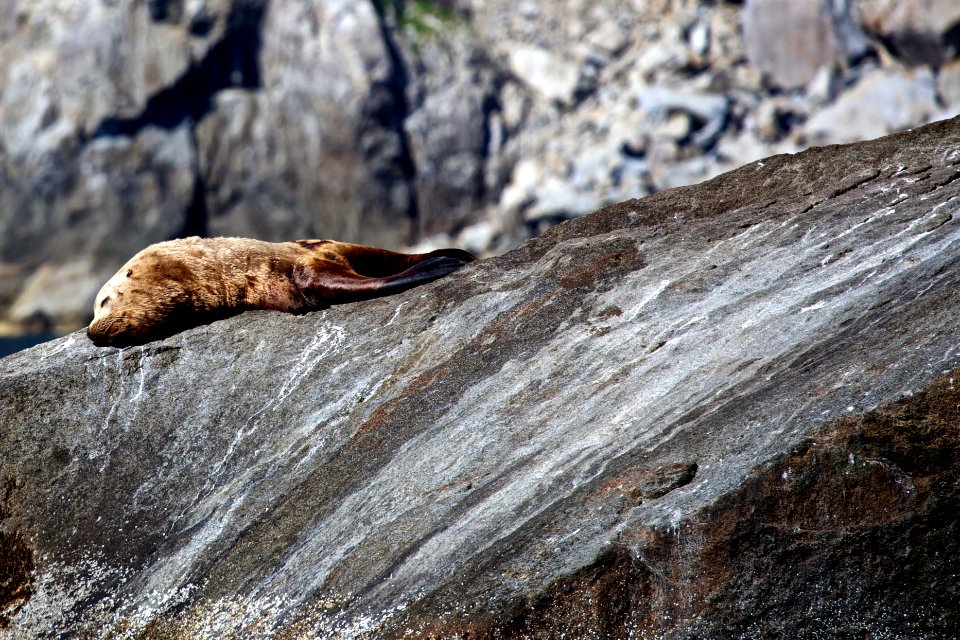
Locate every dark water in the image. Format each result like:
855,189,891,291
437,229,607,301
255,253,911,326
0,332,61,359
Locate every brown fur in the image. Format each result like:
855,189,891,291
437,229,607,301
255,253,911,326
87,237,475,347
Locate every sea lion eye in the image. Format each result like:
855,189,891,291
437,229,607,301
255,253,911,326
101,296,111,307
126,270,133,277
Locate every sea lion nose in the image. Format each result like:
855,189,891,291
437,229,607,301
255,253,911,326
86,317,117,347
86,323,105,345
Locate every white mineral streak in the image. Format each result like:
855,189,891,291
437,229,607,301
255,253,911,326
136,322,350,596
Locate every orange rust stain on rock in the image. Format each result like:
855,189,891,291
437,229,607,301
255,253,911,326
593,305,623,320
355,366,448,435
593,462,699,504
556,246,644,290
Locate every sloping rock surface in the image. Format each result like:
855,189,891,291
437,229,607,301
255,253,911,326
3,118,960,637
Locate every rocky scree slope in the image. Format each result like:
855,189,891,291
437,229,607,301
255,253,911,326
2,117,960,638
4,0,960,334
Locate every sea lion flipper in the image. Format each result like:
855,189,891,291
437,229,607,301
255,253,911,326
320,242,475,278
294,253,472,306
374,254,473,293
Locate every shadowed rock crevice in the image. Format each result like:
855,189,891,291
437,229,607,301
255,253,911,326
368,0,423,245
86,2,267,244
148,0,185,24
180,127,211,240
91,2,267,138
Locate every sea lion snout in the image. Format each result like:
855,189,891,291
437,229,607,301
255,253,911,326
87,313,132,347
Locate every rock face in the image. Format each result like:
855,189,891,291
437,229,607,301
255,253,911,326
4,0,960,336
2,117,960,638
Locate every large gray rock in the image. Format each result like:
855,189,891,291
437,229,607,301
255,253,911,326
3,117,960,638
395,25,502,238
0,122,198,332
0,0,256,328
0,0,434,332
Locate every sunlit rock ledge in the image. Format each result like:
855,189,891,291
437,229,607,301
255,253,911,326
2,117,960,638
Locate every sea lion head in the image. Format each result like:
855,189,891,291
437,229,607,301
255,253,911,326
87,248,198,347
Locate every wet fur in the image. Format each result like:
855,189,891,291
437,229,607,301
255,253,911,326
87,237,475,347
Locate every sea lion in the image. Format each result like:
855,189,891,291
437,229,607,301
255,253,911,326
87,237,475,347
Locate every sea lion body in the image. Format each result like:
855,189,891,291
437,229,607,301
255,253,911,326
87,237,474,347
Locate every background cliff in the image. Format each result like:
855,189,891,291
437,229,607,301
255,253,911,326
2,115,960,638
2,0,960,339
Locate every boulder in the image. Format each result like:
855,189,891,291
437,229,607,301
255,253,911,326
857,0,960,66
396,29,502,238
939,58,960,107
0,0,242,263
196,0,418,247
637,85,729,150
507,45,583,106
3,117,960,638
743,0,869,89
804,66,939,144
0,123,198,265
